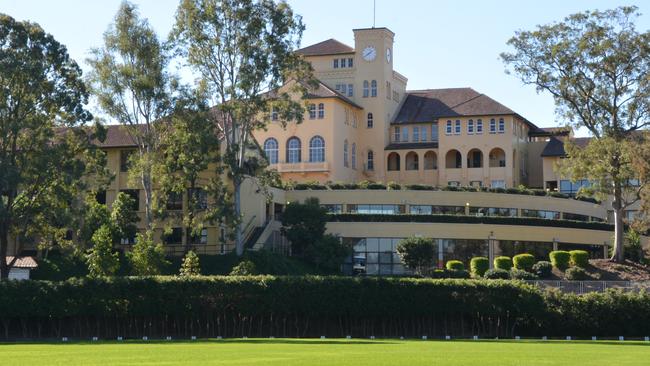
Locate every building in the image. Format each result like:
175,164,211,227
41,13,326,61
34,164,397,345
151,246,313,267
7,27,648,275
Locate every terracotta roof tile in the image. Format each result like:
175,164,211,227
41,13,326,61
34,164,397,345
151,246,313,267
6,256,38,269
295,39,354,57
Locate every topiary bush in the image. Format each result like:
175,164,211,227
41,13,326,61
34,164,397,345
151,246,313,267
570,250,590,268
493,256,513,271
445,260,465,272
532,261,553,278
470,257,489,277
510,269,539,280
513,254,535,272
484,268,510,279
565,266,590,281
550,251,571,270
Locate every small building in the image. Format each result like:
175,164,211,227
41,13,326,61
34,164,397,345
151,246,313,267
6,256,38,280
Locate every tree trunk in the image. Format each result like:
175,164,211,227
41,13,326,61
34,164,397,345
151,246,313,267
234,179,243,256
0,226,9,280
611,185,625,263
142,170,153,231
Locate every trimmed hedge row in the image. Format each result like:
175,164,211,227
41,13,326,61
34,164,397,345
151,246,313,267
328,214,614,231
287,181,599,204
1,276,650,340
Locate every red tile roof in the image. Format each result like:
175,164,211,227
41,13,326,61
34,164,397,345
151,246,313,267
295,39,354,57
6,256,38,269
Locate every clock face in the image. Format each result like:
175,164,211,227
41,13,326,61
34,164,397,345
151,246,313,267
386,48,392,63
362,46,377,61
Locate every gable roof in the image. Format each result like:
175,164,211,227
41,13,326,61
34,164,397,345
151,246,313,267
307,80,362,109
295,39,354,57
393,88,535,128
541,137,591,157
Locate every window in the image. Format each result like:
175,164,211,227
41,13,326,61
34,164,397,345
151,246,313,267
347,84,353,97
367,113,373,128
120,234,136,245
308,104,316,119
95,190,106,205
347,58,353,67
559,179,591,196
393,90,399,102
402,127,409,142
447,181,461,187
394,127,401,142
371,80,377,97
454,120,461,135
322,204,343,214
351,143,356,169
188,188,208,210
317,103,325,119
468,119,474,134
421,126,427,141
286,137,301,163
363,81,369,98
347,204,406,215
405,152,418,170
431,124,439,141
120,189,139,211
309,136,325,163
343,140,349,167
340,58,347,67
386,81,391,100
412,126,419,142
190,228,208,244
120,150,134,172
166,192,183,211
263,138,279,164
367,150,374,171
476,119,483,134
387,152,400,171
446,120,452,135
333,59,339,68
163,228,183,245
522,209,560,220
490,180,506,188
469,180,483,187
470,207,517,217
564,213,590,222
271,107,278,121
490,118,496,133
498,118,505,133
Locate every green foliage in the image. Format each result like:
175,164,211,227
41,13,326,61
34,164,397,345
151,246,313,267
513,254,535,272
179,250,201,276
493,256,513,271
78,197,111,248
31,253,88,281
564,267,590,281
624,230,646,263
110,192,139,242
85,224,120,277
230,260,257,276
396,237,436,275
281,198,327,256
303,234,352,273
532,261,553,278
510,269,539,280
569,250,590,268
126,230,169,275
484,268,510,279
470,257,489,277
549,251,571,270
445,260,465,272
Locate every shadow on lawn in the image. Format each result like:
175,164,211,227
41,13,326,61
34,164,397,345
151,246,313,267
448,339,650,347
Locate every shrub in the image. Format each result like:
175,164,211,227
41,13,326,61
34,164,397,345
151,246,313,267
396,237,436,275
510,269,539,280
532,261,553,278
127,230,169,276
470,257,489,277
570,250,590,268
565,266,590,281
387,181,401,190
550,251,571,270
230,260,257,275
484,268,510,279
179,251,201,276
513,254,535,272
447,269,471,279
493,256,513,271
445,260,464,272
405,184,436,191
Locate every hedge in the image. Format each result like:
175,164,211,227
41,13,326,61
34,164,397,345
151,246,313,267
570,250,590,268
2,277,649,339
470,257,489,277
513,254,536,272
550,251,571,270
533,261,553,278
494,256,513,271
328,214,614,231
446,260,465,271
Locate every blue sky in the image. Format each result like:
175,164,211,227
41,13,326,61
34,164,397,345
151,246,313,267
3,0,649,133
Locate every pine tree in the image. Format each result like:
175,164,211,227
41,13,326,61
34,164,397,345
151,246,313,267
179,250,201,277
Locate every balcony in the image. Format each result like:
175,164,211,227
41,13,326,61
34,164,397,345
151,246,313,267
273,161,330,173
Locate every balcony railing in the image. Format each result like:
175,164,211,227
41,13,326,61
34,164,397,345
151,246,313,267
272,161,329,173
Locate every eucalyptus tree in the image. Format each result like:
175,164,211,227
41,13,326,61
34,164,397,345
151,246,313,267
87,1,175,230
0,14,106,279
502,6,650,262
170,0,313,255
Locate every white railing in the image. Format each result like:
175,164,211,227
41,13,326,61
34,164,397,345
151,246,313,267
526,280,650,294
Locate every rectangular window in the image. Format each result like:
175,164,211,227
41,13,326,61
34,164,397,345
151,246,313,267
476,119,483,134
120,150,134,172
432,205,465,215
347,204,406,215
490,118,496,134
421,126,427,142
409,205,432,215
468,119,474,134
347,84,353,97
563,213,590,222
446,120,452,135
402,127,409,142
522,209,560,220
163,228,183,245
188,188,208,210
166,192,183,211
490,180,506,188
431,124,439,141
271,107,278,121
498,118,505,133
347,58,353,67
120,234,136,245
412,126,419,142
469,180,483,187
308,104,316,119
469,207,517,217
317,103,325,119
322,204,343,214
454,120,461,135
190,228,208,244
394,127,401,142
333,59,339,68
447,181,461,187
120,189,139,211
559,179,591,196
386,81,391,100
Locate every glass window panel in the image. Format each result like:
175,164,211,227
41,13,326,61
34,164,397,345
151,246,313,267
366,238,379,252
379,238,392,252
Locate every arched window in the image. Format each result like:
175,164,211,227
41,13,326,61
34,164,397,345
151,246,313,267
343,140,349,167
363,80,369,98
367,150,374,171
371,80,377,97
263,138,278,164
351,143,357,169
467,148,483,168
387,152,400,171
406,151,419,170
445,149,462,169
367,113,373,128
318,103,325,119
309,136,325,163
286,137,301,163
424,151,437,170
476,119,483,134
489,148,506,167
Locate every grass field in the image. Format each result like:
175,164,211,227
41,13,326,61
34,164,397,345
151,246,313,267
2,339,650,365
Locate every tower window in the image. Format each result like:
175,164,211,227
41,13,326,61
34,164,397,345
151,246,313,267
371,80,377,97
363,80,369,98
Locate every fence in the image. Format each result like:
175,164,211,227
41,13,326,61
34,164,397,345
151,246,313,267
526,280,650,294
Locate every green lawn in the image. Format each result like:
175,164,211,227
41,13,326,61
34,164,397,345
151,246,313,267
1,339,649,365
